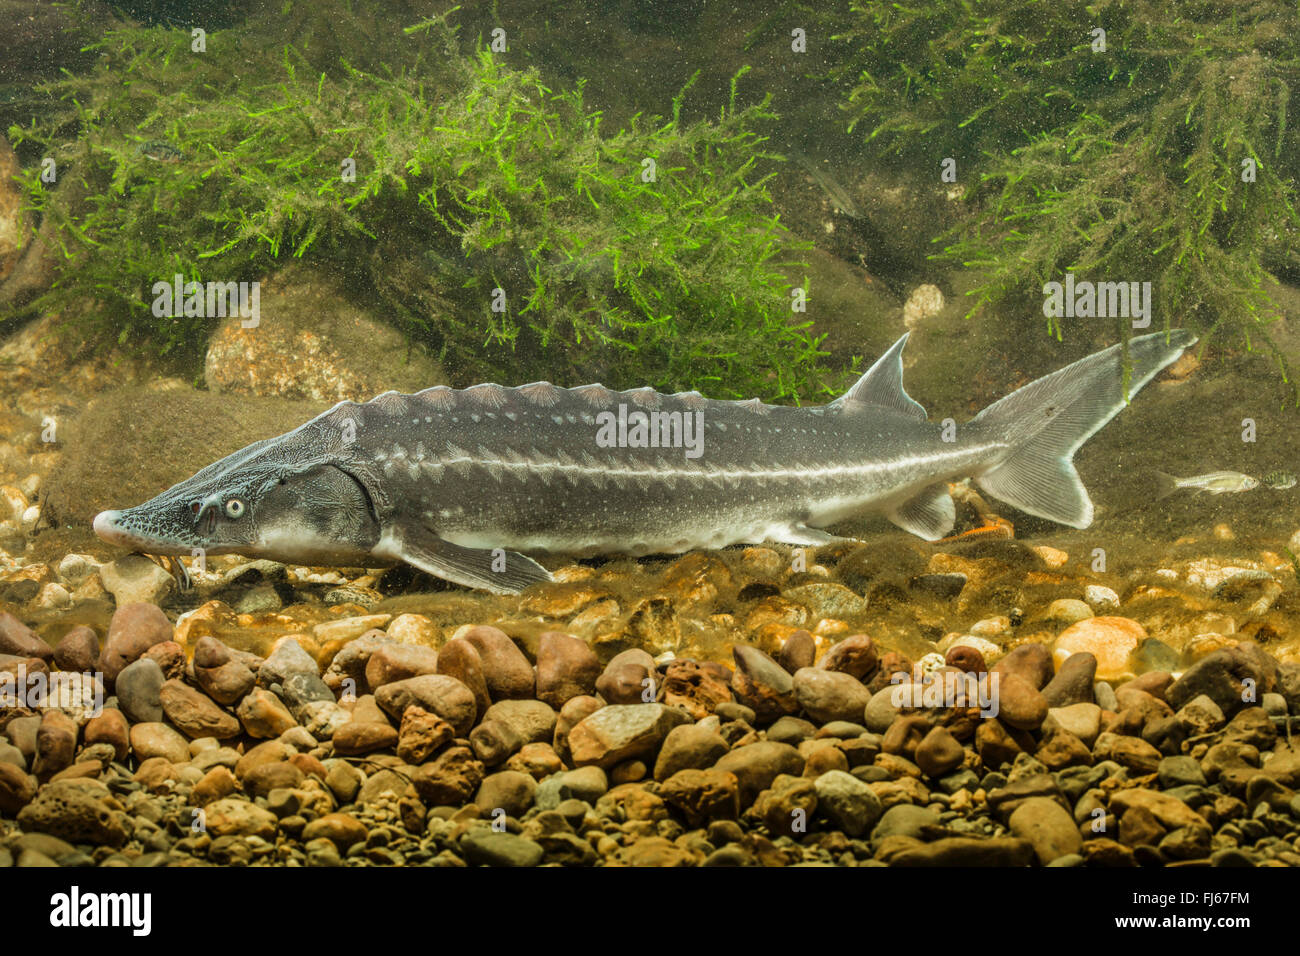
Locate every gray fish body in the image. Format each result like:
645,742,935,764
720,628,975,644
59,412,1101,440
346,390,996,556
95,329,1196,593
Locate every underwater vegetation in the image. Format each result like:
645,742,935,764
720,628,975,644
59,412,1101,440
831,0,1300,397
5,7,827,402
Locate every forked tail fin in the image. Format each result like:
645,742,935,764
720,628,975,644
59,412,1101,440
969,329,1196,527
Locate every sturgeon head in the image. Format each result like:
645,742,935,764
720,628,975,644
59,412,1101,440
93,419,383,567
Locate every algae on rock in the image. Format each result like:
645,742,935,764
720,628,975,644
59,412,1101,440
830,0,1300,397
7,10,828,402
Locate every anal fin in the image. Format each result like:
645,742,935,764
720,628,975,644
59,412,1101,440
885,482,956,540
378,520,553,594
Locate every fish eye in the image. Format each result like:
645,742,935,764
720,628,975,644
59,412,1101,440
225,499,245,519
189,500,201,515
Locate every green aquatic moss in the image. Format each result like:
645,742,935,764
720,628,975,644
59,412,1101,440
832,0,1300,398
6,11,826,402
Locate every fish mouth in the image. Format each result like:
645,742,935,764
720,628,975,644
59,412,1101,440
93,509,193,555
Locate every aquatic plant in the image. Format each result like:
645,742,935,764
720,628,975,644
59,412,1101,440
832,0,1300,397
6,11,825,401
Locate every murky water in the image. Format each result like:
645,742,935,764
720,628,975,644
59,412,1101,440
2,0,1299,663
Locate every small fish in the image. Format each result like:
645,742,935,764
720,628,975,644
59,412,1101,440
1262,470,1297,490
787,149,863,219
1154,470,1259,498
137,141,183,164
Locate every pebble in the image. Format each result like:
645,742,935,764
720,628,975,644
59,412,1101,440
996,673,1048,731
33,711,77,778
776,629,816,673
333,719,398,755
114,657,165,724
658,768,740,827
1009,796,1082,864
436,637,492,717
1042,703,1102,748
0,763,36,814
55,553,101,589
1051,616,1146,682
364,642,439,690
193,637,257,704
159,679,240,739
98,555,176,606
864,686,904,734
125,722,187,764
52,626,99,672
1040,652,1097,708
1083,585,1120,612
535,631,601,708
481,699,557,746
396,706,455,764
98,606,171,686
814,769,882,836
713,741,803,807
889,836,1033,866
475,770,537,818
792,667,871,724
914,726,965,778
236,687,298,738
661,659,734,719
595,648,658,705
17,778,129,846
816,634,878,681
1157,755,1206,789
258,638,320,687
456,625,535,700
459,827,544,867
653,724,730,781
872,803,940,842
301,812,367,849
0,612,53,662
1167,645,1264,716
730,645,799,723
1176,694,1226,735
312,614,391,644
386,613,440,645
752,774,817,836
374,674,478,735
567,704,691,769
991,643,1054,690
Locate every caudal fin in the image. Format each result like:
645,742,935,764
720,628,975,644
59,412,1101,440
969,329,1196,528
1152,471,1181,501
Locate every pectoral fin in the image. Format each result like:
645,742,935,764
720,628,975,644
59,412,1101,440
377,520,553,594
885,483,956,540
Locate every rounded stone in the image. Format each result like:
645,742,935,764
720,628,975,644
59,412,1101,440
456,625,535,700
53,626,99,673
1052,617,1146,682
913,725,964,778
100,603,172,683
114,657,165,724
374,674,477,736
535,631,601,708
792,668,872,725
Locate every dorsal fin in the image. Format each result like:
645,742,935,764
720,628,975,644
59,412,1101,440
830,333,927,419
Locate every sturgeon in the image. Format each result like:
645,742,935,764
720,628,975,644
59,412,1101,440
94,329,1195,594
